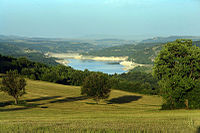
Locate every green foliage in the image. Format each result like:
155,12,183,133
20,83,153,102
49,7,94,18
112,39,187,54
112,71,159,95
153,39,200,109
0,54,94,86
81,73,112,103
130,66,152,73
0,70,26,104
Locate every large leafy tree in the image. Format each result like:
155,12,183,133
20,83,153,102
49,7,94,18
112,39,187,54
81,72,112,103
153,39,200,109
0,70,26,104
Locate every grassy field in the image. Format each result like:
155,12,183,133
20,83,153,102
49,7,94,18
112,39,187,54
0,79,200,132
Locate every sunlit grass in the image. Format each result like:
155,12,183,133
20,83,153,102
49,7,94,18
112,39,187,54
0,79,200,132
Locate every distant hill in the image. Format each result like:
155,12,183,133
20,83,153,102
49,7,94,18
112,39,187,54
0,35,104,65
0,35,136,65
76,38,136,48
0,39,99,54
84,40,200,64
83,42,162,64
141,36,200,43
1,35,200,65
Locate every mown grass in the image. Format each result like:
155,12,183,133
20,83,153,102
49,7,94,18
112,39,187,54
0,79,200,132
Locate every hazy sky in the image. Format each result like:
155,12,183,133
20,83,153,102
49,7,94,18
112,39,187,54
1,0,200,39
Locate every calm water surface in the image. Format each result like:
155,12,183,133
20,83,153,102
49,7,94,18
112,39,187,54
66,59,126,74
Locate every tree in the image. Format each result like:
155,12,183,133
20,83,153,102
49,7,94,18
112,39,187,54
81,72,112,103
153,39,200,109
0,70,26,104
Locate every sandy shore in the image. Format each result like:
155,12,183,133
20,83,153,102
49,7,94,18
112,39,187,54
46,52,128,61
47,52,145,71
45,53,81,59
55,59,69,66
81,56,128,61
120,61,145,71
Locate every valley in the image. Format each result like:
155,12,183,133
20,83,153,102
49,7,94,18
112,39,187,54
2,35,200,74
1,0,200,132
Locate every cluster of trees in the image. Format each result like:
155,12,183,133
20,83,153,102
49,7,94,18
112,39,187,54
112,71,159,95
0,55,90,86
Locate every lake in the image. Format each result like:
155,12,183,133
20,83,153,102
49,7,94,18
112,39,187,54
66,59,127,74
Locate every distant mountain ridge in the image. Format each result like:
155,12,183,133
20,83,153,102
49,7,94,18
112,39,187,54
141,36,200,43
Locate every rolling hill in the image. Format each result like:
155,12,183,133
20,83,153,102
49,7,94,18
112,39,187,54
0,78,199,132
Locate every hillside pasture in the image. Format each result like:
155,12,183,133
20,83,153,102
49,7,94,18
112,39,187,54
0,79,200,132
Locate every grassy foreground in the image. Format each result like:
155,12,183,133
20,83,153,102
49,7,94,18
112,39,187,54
0,79,200,132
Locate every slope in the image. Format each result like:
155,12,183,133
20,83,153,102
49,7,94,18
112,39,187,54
0,79,200,132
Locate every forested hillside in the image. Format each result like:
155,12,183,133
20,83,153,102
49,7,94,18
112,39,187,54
0,39,99,54
83,40,200,64
83,42,163,64
0,36,102,65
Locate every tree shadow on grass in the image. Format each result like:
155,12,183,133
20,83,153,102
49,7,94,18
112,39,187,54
0,96,61,112
196,127,200,133
0,96,61,107
0,107,32,112
0,102,42,112
108,95,142,104
0,101,14,107
26,96,61,102
50,96,88,103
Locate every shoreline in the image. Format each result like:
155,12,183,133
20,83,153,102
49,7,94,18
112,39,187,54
47,52,146,71
46,52,128,61
55,59,69,66
120,61,145,71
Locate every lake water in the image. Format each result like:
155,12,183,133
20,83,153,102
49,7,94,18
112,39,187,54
66,59,127,74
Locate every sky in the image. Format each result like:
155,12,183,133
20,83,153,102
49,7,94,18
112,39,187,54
0,0,200,40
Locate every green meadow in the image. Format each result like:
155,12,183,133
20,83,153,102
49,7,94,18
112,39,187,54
0,79,200,132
